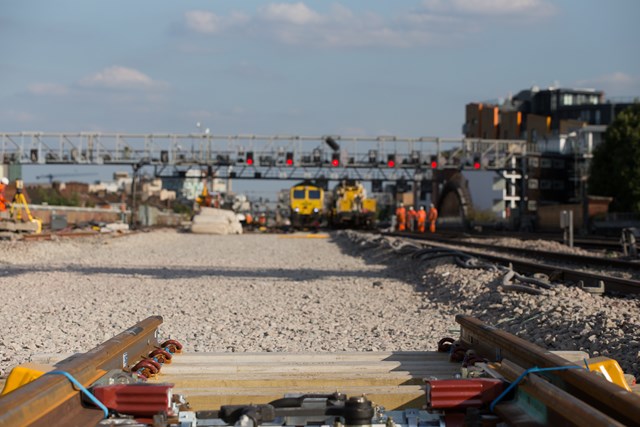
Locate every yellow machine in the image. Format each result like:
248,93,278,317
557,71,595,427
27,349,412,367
1,179,42,234
289,181,324,229
329,179,376,229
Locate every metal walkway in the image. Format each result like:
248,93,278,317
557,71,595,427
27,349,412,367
1,132,526,181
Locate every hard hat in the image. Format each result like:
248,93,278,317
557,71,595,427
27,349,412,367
420,206,425,210
0,177,8,185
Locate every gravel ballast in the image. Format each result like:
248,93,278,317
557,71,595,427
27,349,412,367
0,229,638,383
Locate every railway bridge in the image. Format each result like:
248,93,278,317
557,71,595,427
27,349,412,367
1,132,528,223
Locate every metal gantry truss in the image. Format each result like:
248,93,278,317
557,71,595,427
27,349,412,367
1,132,527,181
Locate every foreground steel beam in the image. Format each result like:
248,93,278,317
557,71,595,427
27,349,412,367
456,315,640,426
0,315,163,427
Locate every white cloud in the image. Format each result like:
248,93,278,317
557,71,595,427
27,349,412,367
181,1,555,49
576,72,640,95
261,2,323,25
185,10,249,34
423,0,556,16
184,4,420,47
27,83,68,96
256,4,426,48
79,66,166,90
185,10,222,34
590,72,634,86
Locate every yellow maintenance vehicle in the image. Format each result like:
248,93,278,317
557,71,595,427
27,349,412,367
289,181,325,230
0,179,42,234
329,179,376,229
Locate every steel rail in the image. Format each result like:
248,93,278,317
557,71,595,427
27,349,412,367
493,359,626,427
0,315,163,427
432,230,624,252
395,232,640,271
21,231,100,241
386,233,640,295
456,315,640,427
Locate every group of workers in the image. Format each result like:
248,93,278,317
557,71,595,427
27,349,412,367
0,177,9,212
395,202,438,233
243,212,271,230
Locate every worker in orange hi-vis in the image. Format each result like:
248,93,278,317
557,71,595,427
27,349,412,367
395,202,406,231
428,203,438,233
0,177,8,212
417,206,427,233
407,206,418,231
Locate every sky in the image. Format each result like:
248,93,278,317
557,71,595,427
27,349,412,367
2,0,639,192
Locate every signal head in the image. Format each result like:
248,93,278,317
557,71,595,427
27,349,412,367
331,152,340,167
387,154,396,168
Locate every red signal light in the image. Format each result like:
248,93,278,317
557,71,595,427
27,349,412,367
473,161,481,169
246,152,254,165
431,160,438,169
331,152,340,167
286,158,293,166
387,154,396,168
247,158,254,166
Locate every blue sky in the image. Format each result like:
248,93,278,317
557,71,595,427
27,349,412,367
2,1,640,198
2,0,639,139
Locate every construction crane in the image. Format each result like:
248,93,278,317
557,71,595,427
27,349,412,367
0,179,42,234
36,173,98,183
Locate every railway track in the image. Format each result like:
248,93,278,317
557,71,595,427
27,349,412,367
394,231,640,271
434,229,625,252
384,231,640,295
1,315,638,426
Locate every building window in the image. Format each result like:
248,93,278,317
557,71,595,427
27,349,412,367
562,94,574,106
540,180,552,190
595,110,601,124
551,94,557,111
528,200,537,211
553,159,565,169
553,180,565,190
541,158,552,168
580,110,590,121
528,179,539,190
528,157,539,168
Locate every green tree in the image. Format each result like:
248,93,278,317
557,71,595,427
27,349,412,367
589,104,640,212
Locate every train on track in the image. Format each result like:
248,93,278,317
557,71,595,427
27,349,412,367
287,180,377,231
289,181,325,230
327,180,377,229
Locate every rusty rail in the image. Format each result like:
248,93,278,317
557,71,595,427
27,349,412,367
384,232,640,295
0,315,163,427
493,359,625,427
456,315,640,426
398,232,640,271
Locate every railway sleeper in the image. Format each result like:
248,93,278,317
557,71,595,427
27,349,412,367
1,316,639,426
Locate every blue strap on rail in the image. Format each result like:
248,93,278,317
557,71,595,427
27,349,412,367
46,370,109,419
489,365,586,412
